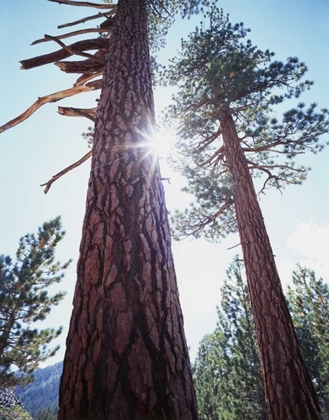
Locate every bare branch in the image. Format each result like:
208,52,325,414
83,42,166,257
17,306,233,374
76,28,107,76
227,242,241,250
58,106,97,122
44,35,105,64
41,150,92,194
32,28,110,45
58,11,113,29
55,56,105,73
21,38,109,70
48,0,116,9
75,70,103,86
0,80,102,134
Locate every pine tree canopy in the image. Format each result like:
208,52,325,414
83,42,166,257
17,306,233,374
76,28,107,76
163,4,329,241
0,217,71,387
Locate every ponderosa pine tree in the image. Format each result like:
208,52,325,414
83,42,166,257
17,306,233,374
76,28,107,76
0,217,69,387
58,1,208,418
287,266,329,417
194,257,268,420
164,5,329,419
193,332,225,420
216,257,268,420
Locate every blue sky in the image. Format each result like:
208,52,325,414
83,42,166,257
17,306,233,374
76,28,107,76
1,0,329,365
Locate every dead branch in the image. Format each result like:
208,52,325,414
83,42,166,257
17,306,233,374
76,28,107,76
227,242,241,251
58,106,97,121
21,38,109,69
55,57,105,73
32,28,111,45
58,11,112,29
48,0,116,9
75,70,103,86
41,150,92,194
44,35,105,64
0,80,102,134
99,16,115,29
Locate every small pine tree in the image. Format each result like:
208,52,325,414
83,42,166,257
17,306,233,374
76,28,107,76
0,217,70,387
194,257,268,420
193,332,226,420
216,258,268,420
288,266,329,417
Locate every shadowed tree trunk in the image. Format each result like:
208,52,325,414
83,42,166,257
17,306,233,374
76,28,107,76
58,0,197,418
220,110,321,420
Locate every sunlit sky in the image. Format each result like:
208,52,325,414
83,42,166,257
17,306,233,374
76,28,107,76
1,0,329,366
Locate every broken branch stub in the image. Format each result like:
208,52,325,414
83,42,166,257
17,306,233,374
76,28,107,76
58,106,97,121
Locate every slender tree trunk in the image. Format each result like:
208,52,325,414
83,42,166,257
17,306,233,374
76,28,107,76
58,0,197,419
219,110,321,420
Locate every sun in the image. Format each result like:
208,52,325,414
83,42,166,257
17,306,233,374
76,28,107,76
149,129,175,160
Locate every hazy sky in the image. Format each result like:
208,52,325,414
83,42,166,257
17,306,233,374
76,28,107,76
1,0,329,365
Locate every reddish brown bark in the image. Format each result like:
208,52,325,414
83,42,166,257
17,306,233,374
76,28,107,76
220,111,321,419
58,0,197,419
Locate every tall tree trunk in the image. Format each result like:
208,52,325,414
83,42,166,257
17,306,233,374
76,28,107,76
58,0,197,418
219,110,321,420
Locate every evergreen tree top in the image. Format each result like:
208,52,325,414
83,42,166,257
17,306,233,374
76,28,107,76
163,4,329,241
0,218,70,387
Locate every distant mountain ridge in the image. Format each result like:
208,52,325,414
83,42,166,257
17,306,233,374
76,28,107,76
15,362,62,419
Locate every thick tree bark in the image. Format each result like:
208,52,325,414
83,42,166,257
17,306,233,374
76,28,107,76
220,111,321,420
58,0,197,419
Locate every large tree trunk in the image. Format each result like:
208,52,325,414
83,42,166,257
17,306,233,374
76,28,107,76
220,111,321,420
58,0,197,418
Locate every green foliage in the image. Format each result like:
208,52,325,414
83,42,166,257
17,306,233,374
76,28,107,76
194,260,329,419
0,218,70,387
193,257,268,419
0,404,31,420
105,0,211,54
287,266,329,417
193,332,225,420
162,4,329,240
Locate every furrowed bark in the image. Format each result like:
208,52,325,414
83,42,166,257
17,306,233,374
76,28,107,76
220,111,321,420
58,0,197,418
